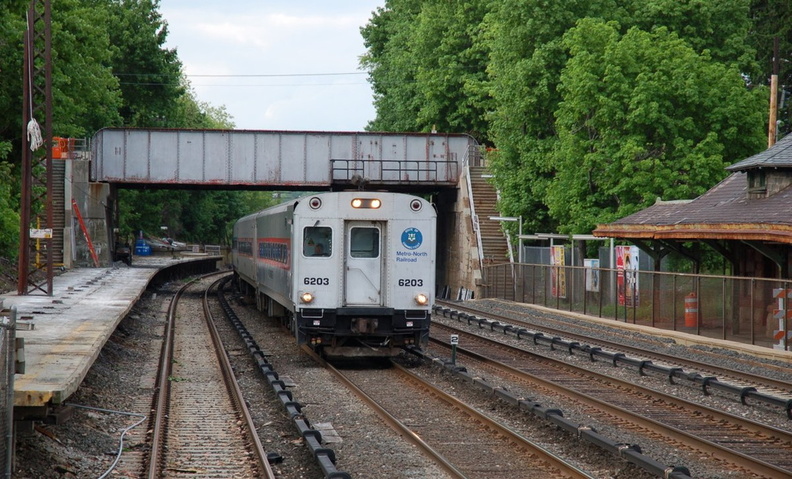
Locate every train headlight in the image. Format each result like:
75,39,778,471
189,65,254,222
414,293,429,306
300,292,314,304
351,198,381,209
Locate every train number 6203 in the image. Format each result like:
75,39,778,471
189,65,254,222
398,278,423,287
304,277,330,285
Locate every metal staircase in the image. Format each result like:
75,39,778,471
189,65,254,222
468,165,511,265
52,159,65,266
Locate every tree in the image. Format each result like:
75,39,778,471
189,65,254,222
361,0,424,132
51,0,123,136
747,0,792,134
103,0,184,127
486,0,625,232
0,0,124,260
547,20,766,232
484,0,764,233
0,0,237,259
361,0,491,141
0,1,26,259
407,0,491,141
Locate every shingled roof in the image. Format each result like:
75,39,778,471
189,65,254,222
594,135,792,243
727,132,792,171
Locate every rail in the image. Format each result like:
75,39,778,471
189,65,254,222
147,271,269,478
434,303,792,418
482,262,792,351
216,279,351,479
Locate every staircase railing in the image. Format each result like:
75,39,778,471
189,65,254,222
464,146,485,271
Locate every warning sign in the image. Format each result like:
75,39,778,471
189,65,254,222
30,228,52,239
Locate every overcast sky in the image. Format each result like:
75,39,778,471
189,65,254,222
159,1,384,131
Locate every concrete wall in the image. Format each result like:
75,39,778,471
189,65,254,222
66,159,110,268
436,166,481,299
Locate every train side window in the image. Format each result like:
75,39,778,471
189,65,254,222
304,226,332,257
350,227,379,258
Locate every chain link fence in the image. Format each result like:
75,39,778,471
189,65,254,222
483,262,792,351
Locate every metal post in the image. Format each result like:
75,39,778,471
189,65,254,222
530,264,536,304
631,277,637,324
517,216,523,264
3,307,17,478
450,334,458,365
650,272,655,327
598,268,603,318
18,0,54,295
722,277,727,341
749,278,755,343
609,238,615,306
695,275,701,335
583,266,588,316
613,267,618,322
784,283,790,351
672,275,678,330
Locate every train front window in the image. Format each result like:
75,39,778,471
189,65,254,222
350,227,379,258
303,226,332,257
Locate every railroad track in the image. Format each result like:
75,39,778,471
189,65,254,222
429,321,792,477
304,347,593,479
145,273,273,478
437,299,792,414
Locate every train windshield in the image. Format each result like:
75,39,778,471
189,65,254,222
303,226,332,257
350,227,380,258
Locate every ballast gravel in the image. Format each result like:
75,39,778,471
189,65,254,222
11,283,792,479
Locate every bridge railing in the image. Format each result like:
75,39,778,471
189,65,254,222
331,158,459,185
482,262,792,351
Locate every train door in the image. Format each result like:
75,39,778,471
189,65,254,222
344,221,383,305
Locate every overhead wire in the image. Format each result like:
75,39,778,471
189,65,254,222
114,71,367,77
114,71,370,87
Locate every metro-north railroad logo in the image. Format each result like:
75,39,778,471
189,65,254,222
401,227,422,250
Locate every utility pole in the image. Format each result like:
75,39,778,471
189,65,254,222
769,37,780,148
18,0,54,295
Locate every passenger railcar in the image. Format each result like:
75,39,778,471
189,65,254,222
232,191,436,357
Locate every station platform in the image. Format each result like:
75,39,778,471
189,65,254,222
1,256,220,409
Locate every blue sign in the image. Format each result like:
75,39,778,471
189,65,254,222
401,227,423,250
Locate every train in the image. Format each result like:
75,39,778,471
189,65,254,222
231,191,437,357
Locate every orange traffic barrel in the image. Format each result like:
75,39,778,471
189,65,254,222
684,292,698,327
52,137,63,158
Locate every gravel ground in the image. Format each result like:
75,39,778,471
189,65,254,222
432,298,792,478
9,279,792,479
12,282,164,479
223,287,453,479
226,289,660,478
10,278,449,479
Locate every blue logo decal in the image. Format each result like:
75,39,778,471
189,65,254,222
401,228,423,250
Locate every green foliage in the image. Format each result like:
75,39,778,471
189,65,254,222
483,0,765,234
173,82,235,129
0,0,244,262
0,160,20,260
118,189,280,245
747,0,792,134
0,0,784,264
105,0,185,127
632,0,755,69
51,0,124,136
361,0,491,140
361,1,424,132
548,20,767,232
